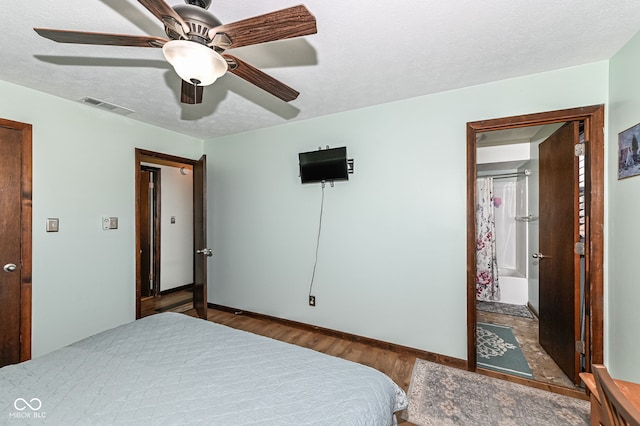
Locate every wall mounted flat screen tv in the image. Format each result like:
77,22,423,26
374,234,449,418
299,147,348,184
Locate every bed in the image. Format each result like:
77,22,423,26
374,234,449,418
0,312,407,425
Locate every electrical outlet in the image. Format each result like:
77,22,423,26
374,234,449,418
309,295,316,306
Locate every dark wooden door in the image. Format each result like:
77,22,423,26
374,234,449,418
0,121,31,367
193,155,208,319
538,122,581,384
139,169,152,298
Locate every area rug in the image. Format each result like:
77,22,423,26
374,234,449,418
477,322,533,379
405,359,589,425
477,300,534,319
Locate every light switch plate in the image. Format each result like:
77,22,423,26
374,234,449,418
102,217,118,230
46,218,59,232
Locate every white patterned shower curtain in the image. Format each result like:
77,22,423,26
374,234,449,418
476,177,500,301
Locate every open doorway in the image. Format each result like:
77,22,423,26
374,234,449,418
466,105,604,397
138,163,194,317
135,149,209,320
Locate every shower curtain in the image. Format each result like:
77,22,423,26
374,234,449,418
476,177,500,301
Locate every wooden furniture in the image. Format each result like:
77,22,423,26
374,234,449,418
593,365,640,426
580,367,640,426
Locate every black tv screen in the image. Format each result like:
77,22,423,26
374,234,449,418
299,147,348,184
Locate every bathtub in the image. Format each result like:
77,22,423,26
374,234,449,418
498,268,528,305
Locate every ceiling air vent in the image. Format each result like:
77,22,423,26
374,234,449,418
79,97,135,116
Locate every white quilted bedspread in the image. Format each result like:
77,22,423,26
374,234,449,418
0,313,407,425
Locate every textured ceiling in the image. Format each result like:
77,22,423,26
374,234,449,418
2,1,640,140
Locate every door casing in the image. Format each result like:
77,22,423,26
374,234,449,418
466,105,604,390
0,118,32,365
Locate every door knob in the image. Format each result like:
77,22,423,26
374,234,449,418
196,248,213,257
532,253,546,259
3,263,17,272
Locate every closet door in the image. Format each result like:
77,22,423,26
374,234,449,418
0,119,32,367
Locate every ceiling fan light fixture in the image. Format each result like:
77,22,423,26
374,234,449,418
162,40,227,86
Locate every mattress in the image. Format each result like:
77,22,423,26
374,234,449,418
0,312,407,425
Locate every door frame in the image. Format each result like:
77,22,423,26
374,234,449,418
0,118,32,362
466,105,604,383
135,149,202,319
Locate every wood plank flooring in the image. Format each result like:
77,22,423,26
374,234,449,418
140,288,194,318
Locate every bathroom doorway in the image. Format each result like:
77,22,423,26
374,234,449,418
466,105,604,395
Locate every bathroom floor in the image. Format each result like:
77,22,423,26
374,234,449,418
477,309,580,390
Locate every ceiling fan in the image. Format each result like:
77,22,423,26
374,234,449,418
33,0,317,104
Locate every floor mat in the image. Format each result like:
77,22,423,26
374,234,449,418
477,322,533,379
477,300,534,319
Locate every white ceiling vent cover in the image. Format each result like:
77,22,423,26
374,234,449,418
79,97,135,116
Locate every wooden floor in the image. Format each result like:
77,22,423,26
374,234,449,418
140,288,194,318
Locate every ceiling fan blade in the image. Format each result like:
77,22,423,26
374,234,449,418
209,5,316,49
34,28,167,48
137,0,191,38
181,80,204,104
223,54,299,102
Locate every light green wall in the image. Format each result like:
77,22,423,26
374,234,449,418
0,80,203,357
205,62,609,361
607,30,640,382
5,41,638,380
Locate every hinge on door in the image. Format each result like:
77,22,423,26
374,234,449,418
576,340,585,354
574,143,585,156
149,182,154,189
575,242,585,255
